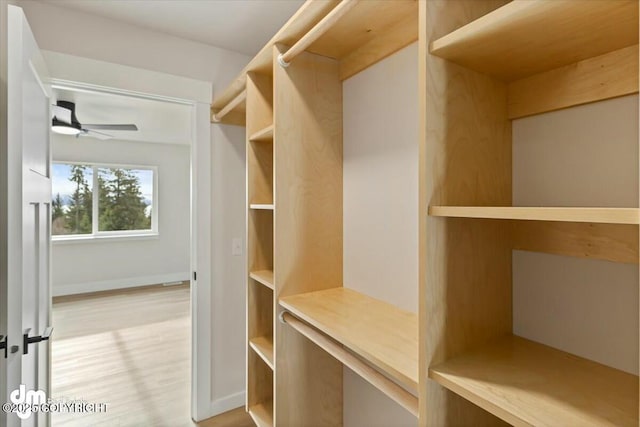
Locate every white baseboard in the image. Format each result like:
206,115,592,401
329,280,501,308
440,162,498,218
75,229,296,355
53,272,191,296
200,391,245,421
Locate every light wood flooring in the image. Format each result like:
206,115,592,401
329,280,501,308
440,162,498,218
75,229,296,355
52,284,253,427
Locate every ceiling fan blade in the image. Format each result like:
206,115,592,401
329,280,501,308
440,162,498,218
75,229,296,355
79,129,113,140
82,124,138,131
51,105,72,124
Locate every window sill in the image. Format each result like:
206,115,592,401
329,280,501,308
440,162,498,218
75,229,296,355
52,233,159,244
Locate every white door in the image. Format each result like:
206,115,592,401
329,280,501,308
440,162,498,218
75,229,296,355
1,4,52,427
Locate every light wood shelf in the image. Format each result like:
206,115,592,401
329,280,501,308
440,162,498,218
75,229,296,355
250,204,275,210
249,270,274,290
249,124,274,142
249,336,274,370
430,0,639,81
279,287,418,392
429,206,640,225
248,402,273,427
430,335,638,426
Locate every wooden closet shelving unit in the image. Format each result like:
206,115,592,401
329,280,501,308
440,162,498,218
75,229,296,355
211,0,640,425
423,0,639,426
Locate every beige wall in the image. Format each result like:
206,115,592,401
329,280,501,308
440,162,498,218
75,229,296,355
512,94,639,375
343,42,419,427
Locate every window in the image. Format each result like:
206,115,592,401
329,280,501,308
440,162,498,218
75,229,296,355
52,162,157,239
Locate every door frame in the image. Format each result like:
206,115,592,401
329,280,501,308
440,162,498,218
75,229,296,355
0,0,10,414
30,50,215,422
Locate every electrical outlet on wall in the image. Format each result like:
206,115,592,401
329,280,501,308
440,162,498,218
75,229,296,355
232,238,243,256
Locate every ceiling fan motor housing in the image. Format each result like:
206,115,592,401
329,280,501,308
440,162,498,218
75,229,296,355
52,100,82,131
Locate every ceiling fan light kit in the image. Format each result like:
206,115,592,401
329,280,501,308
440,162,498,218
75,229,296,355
51,119,81,135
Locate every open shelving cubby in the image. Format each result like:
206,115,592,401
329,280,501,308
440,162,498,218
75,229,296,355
246,69,274,425
248,402,273,427
247,347,273,427
429,335,637,426
429,0,638,82
423,0,639,425
249,336,274,369
280,287,418,393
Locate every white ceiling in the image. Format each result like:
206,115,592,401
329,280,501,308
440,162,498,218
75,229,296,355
38,0,305,56
53,87,192,145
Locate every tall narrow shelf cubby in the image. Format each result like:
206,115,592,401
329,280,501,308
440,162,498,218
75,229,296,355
246,71,274,426
421,0,639,426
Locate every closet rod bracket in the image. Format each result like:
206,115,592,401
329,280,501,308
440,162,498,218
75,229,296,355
277,54,290,68
278,310,288,324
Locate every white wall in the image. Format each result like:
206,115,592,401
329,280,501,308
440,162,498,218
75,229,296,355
343,43,418,427
513,94,639,375
18,0,251,418
210,124,246,404
17,0,249,88
51,135,191,296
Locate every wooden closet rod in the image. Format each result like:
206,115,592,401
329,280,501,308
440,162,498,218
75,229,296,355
280,311,419,417
277,0,359,68
212,89,246,123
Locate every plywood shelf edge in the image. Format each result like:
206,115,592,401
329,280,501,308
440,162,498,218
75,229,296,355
429,206,640,225
250,204,275,211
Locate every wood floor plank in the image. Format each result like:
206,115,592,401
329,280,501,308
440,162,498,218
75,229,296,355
51,284,253,427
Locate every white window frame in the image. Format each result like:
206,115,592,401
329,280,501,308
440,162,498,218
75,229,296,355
52,160,159,242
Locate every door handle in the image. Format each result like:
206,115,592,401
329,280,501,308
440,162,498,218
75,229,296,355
23,327,53,355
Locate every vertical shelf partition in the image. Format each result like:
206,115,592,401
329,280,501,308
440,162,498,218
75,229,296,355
246,72,275,425
273,43,344,426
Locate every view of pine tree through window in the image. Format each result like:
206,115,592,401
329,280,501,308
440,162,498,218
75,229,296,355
52,163,154,236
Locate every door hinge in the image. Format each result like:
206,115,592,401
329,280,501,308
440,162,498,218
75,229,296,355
0,336,20,358
193,271,197,281
0,335,6,358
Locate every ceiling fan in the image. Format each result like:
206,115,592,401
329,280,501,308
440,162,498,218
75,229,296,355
51,100,138,140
